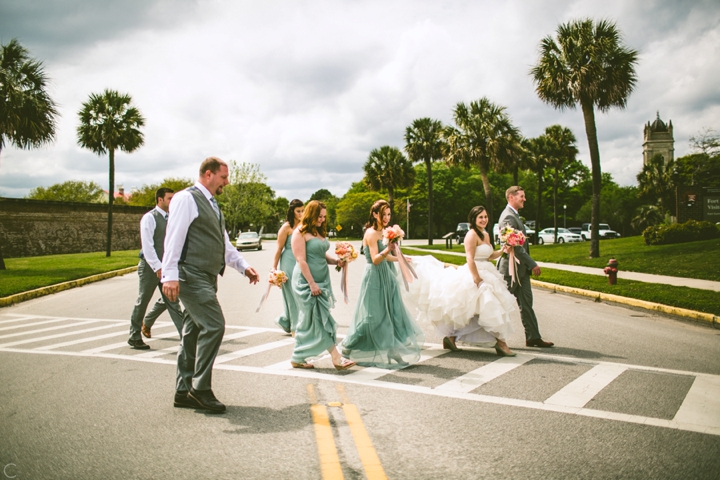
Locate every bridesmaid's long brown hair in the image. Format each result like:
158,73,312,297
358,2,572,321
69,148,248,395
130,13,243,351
299,200,327,237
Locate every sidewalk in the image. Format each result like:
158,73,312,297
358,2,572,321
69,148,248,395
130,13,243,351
401,243,720,293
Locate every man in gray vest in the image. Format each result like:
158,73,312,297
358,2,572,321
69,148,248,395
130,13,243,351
128,188,185,349
497,186,554,348
162,157,260,413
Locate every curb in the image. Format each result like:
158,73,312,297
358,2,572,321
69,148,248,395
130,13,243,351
531,280,719,326
0,266,138,308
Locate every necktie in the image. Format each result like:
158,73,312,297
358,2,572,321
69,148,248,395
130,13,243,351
210,197,221,219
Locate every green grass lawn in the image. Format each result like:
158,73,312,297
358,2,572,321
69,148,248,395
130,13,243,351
0,250,140,297
407,249,720,316
410,236,720,282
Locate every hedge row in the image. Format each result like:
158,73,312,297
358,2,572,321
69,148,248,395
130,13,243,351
643,219,720,245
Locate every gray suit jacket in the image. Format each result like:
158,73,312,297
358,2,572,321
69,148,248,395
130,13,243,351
496,205,537,277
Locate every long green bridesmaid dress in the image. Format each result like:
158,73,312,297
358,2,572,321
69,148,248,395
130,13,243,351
291,237,338,363
341,240,424,369
276,234,299,333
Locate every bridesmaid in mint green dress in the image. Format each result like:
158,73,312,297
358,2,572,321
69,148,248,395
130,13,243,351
272,199,304,334
341,200,424,369
289,200,356,370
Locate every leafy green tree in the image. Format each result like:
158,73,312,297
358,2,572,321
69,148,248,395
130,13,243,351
363,146,415,219
0,39,59,164
444,97,521,226
219,161,276,236
531,18,639,257
637,153,676,215
523,136,549,242
26,180,105,203
576,173,642,236
126,177,194,206
689,128,720,157
544,125,579,241
672,153,720,189
631,204,665,233
77,89,145,257
336,191,378,236
405,118,444,245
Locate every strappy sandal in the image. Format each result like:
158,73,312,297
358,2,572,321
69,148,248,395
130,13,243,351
290,361,314,369
333,358,356,371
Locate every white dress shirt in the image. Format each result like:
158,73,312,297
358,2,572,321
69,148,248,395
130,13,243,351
162,182,250,282
140,206,167,272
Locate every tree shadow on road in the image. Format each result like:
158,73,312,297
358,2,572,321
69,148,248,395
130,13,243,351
518,346,626,361
204,403,312,434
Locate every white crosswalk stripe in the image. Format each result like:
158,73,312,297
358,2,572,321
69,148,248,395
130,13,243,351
1,313,719,437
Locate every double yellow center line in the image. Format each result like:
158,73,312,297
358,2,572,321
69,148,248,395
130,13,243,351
307,384,387,480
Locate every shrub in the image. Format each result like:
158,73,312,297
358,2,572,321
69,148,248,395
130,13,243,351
643,220,720,245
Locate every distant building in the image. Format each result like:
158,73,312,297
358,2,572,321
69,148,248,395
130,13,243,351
643,112,674,166
102,185,131,202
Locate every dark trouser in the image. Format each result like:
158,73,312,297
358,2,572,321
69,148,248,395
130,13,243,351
129,259,185,340
506,272,541,341
176,264,225,393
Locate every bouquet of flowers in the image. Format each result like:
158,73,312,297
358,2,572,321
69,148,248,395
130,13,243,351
334,241,358,272
256,269,287,312
335,241,359,303
268,269,288,288
499,226,525,287
382,224,405,245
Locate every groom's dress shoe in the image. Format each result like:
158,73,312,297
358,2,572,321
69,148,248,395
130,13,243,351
128,338,150,350
141,323,151,338
174,392,201,409
189,388,226,413
526,338,554,348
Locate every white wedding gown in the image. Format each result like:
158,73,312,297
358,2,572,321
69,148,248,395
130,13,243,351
406,243,517,346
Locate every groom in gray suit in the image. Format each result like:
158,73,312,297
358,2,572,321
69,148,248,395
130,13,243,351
497,186,554,348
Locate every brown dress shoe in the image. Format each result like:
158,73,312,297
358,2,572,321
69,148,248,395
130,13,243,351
526,338,554,348
141,323,151,338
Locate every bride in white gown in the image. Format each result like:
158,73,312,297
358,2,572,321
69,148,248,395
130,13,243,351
407,206,518,356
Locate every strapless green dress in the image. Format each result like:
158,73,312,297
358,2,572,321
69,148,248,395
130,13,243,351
341,240,424,369
276,235,299,333
291,237,337,363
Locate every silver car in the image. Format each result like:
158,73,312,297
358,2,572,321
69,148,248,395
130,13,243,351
236,231,262,251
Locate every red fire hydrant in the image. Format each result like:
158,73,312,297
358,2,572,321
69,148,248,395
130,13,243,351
604,258,618,285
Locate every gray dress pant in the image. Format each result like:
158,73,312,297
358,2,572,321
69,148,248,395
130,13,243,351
144,298,167,328
130,259,185,340
176,264,226,393
504,270,541,341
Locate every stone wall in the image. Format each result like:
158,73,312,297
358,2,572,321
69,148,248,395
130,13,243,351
0,197,151,258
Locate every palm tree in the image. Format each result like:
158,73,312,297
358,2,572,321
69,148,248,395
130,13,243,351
524,136,550,244
363,146,415,220
0,38,59,269
404,118,444,245
544,125,579,242
444,97,521,227
637,153,675,216
531,18,638,257
77,89,145,257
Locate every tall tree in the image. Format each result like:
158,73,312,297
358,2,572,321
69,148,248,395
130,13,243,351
524,136,550,243
77,89,145,257
220,161,276,235
544,125,579,241
363,146,415,219
26,180,105,203
0,38,59,164
444,97,521,226
405,118,444,245
637,153,676,215
0,39,60,270
531,18,638,257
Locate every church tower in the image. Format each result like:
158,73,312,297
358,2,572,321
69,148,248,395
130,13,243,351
643,112,674,166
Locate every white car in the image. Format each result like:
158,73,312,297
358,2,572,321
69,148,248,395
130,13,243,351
537,228,583,245
235,231,262,250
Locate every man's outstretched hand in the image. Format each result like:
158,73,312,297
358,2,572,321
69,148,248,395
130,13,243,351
245,267,260,284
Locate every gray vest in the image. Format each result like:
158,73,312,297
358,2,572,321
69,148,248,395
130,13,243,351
180,187,226,276
151,209,167,260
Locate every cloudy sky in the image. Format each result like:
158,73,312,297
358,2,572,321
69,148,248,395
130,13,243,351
1,0,719,200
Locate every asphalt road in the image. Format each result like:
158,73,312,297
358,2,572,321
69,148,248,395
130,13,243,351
1,243,719,479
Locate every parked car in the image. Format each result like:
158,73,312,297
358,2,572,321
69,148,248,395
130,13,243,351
455,222,470,244
580,223,621,240
537,228,583,244
567,227,582,236
236,231,262,250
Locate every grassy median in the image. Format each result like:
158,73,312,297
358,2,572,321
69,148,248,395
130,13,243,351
406,249,720,317
411,236,720,282
0,250,140,298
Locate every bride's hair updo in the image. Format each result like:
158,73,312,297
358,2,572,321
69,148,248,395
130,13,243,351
299,200,327,237
286,199,304,227
468,206,486,241
365,200,390,231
